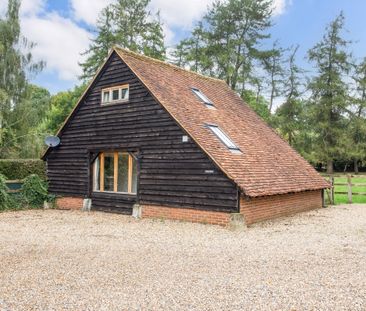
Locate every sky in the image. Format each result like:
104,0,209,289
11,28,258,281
1,0,366,94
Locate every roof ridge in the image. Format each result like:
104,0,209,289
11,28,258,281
113,45,227,84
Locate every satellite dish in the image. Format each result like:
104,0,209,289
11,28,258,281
45,136,61,147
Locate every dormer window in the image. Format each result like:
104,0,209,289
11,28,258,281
101,84,129,105
192,88,214,107
206,124,240,152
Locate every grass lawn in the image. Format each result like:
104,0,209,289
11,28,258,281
323,174,366,204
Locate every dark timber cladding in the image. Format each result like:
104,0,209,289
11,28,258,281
46,52,238,214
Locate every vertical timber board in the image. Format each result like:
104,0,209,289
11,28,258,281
100,153,105,192
114,151,118,192
128,154,133,193
347,174,352,204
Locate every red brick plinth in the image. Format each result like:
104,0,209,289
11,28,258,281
56,197,83,210
141,204,230,226
240,190,323,225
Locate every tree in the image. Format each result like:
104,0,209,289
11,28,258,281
0,0,44,158
261,41,286,113
174,0,273,91
38,84,86,136
275,45,304,146
347,57,366,173
79,6,115,81
307,12,352,174
170,41,190,68
173,22,213,75
242,89,270,122
80,0,165,81
13,85,51,158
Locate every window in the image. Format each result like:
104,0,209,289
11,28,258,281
191,88,214,107
206,124,240,151
103,90,110,103
101,84,129,104
93,152,137,194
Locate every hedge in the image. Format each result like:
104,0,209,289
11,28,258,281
0,159,46,180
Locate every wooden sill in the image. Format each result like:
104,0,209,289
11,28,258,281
93,190,136,196
101,99,129,106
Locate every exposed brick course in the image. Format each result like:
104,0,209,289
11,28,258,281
240,190,323,225
142,204,230,226
56,191,322,227
56,197,83,210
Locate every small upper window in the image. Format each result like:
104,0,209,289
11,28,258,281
192,88,214,107
101,84,129,105
207,124,240,152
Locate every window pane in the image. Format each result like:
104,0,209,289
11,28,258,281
103,91,110,103
121,87,129,100
208,125,239,150
192,88,213,105
94,156,100,191
131,155,137,193
117,153,129,193
104,153,114,191
112,89,119,101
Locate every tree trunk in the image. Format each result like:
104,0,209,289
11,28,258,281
354,159,359,174
326,159,334,174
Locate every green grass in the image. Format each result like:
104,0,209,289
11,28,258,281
323,174,366,205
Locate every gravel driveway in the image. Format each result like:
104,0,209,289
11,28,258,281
1,205,366,310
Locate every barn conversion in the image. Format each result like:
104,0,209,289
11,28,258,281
42,47,329,226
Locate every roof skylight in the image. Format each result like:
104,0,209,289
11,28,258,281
191,88,214,107
206,124,240,152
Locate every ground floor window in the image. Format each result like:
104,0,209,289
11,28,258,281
93,152,137,194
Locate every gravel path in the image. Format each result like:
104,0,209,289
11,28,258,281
0,205,366,310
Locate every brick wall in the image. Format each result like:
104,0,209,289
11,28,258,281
141,204,231,226
240,190,323,225
54,191,323,226
56,197,84,210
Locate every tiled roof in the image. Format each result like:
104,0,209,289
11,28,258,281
115,47,329,197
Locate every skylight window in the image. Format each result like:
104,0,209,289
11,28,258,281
191,88,214,107
207,124,240,151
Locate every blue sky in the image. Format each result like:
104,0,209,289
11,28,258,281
1,0,365,94
270,0,366,70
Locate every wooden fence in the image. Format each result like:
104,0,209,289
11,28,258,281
325,174,366,204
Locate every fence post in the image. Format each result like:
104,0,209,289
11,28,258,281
347,174,352,204
330,176,335,205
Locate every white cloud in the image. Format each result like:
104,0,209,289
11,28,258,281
150,0,292,29
20,0,45,16
0,2,6,15
162,23,175,46
0,0,44,17
9,0,291,85
70,0,113,26
21,12,91,81
150,0,214,29
150,0,291,44
273,0,292,16
1,0,92,83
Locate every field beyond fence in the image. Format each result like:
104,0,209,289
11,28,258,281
323,174,366,205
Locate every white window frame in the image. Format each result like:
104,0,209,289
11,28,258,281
101,84,129,105
191,88,214,107
206,124,240,152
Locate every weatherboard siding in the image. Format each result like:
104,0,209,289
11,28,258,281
46,52,238,213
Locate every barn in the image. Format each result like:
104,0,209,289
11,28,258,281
42,46,329,226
